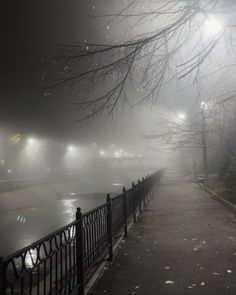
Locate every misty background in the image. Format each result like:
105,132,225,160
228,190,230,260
1,0,236,259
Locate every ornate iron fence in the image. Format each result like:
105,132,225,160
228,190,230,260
0,169,164,295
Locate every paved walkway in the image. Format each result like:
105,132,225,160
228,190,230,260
89,175,236,295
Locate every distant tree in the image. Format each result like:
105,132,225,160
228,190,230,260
44,0,235,120
145,104,212,176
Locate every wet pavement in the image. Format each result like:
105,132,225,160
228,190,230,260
89,175,236,294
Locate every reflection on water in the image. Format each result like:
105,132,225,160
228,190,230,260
112,183,123,186
25,248,37,268
17,215,27,223
0,193,108,257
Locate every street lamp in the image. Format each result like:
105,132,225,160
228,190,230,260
199,101,208,179
114,151,120,158
204,16,223,36
67,145,75,153
27,137,35,145
200,101,207,109
99,150,105,156
177,112,186,120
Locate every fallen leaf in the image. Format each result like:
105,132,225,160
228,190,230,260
165,280,174,285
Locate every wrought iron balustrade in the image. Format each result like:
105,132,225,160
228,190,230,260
0,169,164,295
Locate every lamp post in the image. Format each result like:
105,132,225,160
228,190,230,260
200,102,209,179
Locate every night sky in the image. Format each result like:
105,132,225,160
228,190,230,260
0,0,198,145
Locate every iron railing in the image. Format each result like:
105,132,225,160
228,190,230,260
0,169,164,295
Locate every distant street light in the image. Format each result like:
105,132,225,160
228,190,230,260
177,112,186,120
67,145,75,153
27,138,35,145
25,137,41,153
99,150,105,156
200,101,207,109
114,151,120,158
200,101,209,179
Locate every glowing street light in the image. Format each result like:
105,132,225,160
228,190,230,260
25,137,41,153
177,112,186,120
114,151,120,158
204,16,223,36
67,145,75,153
99,150,105,156
200,101,209,110
27,137,35,145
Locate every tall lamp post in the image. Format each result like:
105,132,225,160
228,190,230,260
200,102,208,179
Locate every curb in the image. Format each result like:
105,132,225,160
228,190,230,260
199,183,236,212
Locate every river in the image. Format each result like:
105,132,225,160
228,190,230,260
0,166,154,256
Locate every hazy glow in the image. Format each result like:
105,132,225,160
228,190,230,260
114,151,120,158
67,145,75,152
25,249,37,268
27,137,35,145
177,112,186,120
25,137,41,155
99,150,105,156
112,183,122,186
204,16,223,35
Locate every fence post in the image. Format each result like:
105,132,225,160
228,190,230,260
0,257,5,295
106,194,113,261
132,182,137,222
138,180,142,214
143,178,147,207
123,187,128,237
76,208,84,295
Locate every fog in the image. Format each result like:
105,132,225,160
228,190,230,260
1,0,236,264
0,109,171,256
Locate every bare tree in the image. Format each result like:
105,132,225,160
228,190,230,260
144,101,226,177
43,0,235,120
